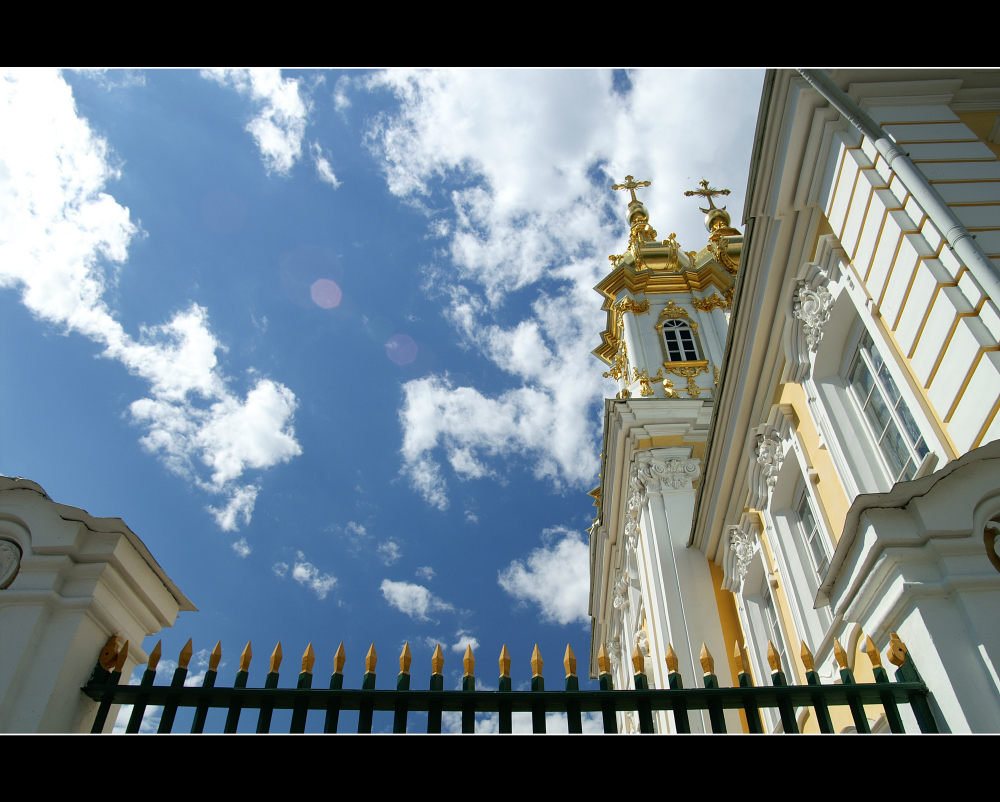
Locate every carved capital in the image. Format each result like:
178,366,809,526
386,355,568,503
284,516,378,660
633,452,701,493
793,281,834,350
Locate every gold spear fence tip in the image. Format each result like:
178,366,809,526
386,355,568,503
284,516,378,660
463,645,475,677
98,635,121,671
365,644,377,674
302,643,315,674
665,643,679,674
240,642,252,672
270,642,283,674
833,637,848,670
499,644,511,678
179,638,194,670
631,644,645,675
148,640,162,672
115,641,130,673
431,644,444,675
734,641,750,675
700,643,714,675
333,642,345,674
864,635,882,669
597,643,611,675
210,641,222,672
767,641,781,673
564,644,577,678
887,633,907,668
531,644,544,678
400,642,412,675
800,641,815,672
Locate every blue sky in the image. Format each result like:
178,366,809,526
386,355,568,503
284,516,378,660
0,68,764,732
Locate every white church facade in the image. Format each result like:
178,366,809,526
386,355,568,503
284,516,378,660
588,69,1000,733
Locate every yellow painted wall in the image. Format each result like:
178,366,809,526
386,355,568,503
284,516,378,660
709,561,749,733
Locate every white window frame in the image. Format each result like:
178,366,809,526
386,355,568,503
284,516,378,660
661,319,699,362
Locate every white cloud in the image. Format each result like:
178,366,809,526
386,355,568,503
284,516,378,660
377,539,402,565
367,69,762,510
272,562,289,578
451,630,479,654
415,565,435,581
497,526,590,626
380,579,454,621
310,141,341,187
0,69,302,531
443,710,604,734
282,551,337,600
203,68,311,175
231,537,252,558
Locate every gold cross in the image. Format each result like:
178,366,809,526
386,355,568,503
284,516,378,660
612,174,651,203
684,179,730,212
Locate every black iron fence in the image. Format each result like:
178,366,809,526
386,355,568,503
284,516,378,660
84,634,937,734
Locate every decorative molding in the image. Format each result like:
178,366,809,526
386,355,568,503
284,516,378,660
747,423,786,511
721,515,762,592
663,361,709,398
0,539,21,590
783,234,846,384
632,451,702,493
655,300,699,334
602,337,628,381
691,292,728,312
730,526,754,585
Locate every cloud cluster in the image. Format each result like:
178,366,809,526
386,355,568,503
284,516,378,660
273,551,337,600
0,70,302,530
380,579,454,622
498,526,590,626
367,69,761,510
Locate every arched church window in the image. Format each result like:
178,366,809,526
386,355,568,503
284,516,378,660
661,320,699,361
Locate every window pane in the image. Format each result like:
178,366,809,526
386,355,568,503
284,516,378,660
896,402,923,449
851,359,875,402
880,421,909,479
877,362,901,406
864,388,892,435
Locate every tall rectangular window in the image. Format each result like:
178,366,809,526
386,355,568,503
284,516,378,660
848,331,929,482
796,490,828,575
662,320,699,361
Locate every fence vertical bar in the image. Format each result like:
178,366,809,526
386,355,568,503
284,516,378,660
632,645,654,733
735,641,764,733
158,639,192,734
564,645,582,734
530,645,546,733
224,642,252,733
863,636,904,733
700,644,726,733
358,644,377,733
800,642,833,734
92,640,128,733
325,643,345,733
499,645,512,734
888,633,938,733
290,643,315,733
597,644,618,733
664,644,689,733
126,640,160,733
256,642,282,734
191,641,222,733
767,641,799,733
428,644,444,733
834,638,870,733
393,642,412,734
462,645,476,733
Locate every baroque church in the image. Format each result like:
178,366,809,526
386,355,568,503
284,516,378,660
587,69,1000,733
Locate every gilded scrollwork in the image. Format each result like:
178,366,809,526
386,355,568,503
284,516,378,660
663,362,709,398
631,366,671,397
655,300,698,335
691,293,728,312
602,337,628,381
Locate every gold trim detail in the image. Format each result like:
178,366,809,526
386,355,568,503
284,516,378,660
692,292,728,312
655,300,699,334
632,366,676,397
662,360,709,397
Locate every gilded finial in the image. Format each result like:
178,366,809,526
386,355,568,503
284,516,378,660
767,641,781,673
700,643,714,675
269,642,282,673
301,643,315,674
887,633,907,667
333,642,345,674
365,644,377,674
800,641,815,672
400,642,412,675
531,644,543,678
210,641,222,672
463,645,475,677
631,643,645,674
431,644,444,675
115,640,129,672
665,643,679,674
597,643,611,675
833,637,848,670
98,635,120,671
612,174,652,204
564,645,577,678
499,645,511,678
148,640,162,672
683,179,731,212
239,641,252,672
179,638,193,670
864,636,882,669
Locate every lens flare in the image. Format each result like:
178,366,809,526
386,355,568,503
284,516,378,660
310,279,342,309
385,334,417,365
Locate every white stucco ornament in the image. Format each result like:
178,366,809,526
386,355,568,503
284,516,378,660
0,539,21,590
793,281,834,351
731,528,753,584
755,432,784,491
633,453,702,493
